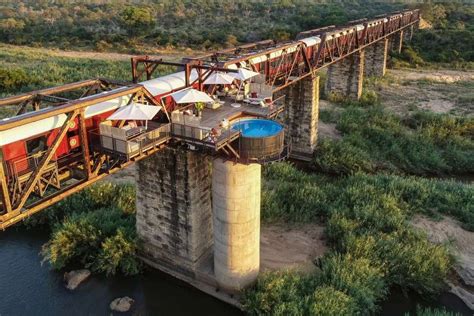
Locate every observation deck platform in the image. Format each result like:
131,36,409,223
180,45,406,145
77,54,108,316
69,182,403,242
171,95,285,151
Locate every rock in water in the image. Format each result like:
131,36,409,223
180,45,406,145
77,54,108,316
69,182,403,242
64,269,91,290
110,297,135,312
448,282,474,311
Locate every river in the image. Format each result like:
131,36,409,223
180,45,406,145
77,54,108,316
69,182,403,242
0,227,471,315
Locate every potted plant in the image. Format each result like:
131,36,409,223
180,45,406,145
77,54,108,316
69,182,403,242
194,102,205,117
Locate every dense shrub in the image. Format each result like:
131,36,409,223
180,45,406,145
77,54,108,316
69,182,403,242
41,206,140,276
0,1,406,51
243,271,315,315
0,67,32,92
25,182,135,227
309,286,357,316
38,182,140,276
314,106,474,176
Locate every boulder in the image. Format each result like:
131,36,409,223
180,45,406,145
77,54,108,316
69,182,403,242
110,297,135,313
64,269,91,290
448,282,474,311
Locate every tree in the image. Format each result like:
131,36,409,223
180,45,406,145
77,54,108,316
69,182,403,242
119,6,155,37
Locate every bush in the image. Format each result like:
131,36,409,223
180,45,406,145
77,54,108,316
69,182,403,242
243,270,315,315
0,67,32,92
41,206,140,276
313,106,474,176
317,253,387,314
314,138,375,175
25,182,136,228
310,286,357,316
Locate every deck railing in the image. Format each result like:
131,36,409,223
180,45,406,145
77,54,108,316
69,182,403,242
171,123,240,150
90,123,171,160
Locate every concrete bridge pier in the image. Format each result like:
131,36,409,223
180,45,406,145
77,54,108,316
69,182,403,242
277,75,319,159
212,159,261,292
365,38,389,78
325,50,365,100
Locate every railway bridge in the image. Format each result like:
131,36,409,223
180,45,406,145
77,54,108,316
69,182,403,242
0,9,420,304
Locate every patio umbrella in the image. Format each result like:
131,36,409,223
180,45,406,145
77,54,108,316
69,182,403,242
230,68,261,101
230,68,260,81
203,72,235,85
107,102,161,129
170,88,214,104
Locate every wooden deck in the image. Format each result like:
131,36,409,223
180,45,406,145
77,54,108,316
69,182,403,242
199,96,284,129
170,96,285,151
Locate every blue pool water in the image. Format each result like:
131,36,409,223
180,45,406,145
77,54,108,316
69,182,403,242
232,119,283,138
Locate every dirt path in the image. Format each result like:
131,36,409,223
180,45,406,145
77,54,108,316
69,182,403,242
0,43,203,62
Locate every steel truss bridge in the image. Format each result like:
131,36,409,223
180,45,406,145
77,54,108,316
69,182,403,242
0,9,420,229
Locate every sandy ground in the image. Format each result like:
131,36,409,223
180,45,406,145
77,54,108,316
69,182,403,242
375,69,474,115
260,223,327,272
390,69,474,83
412,216,474,310
318,99,342,140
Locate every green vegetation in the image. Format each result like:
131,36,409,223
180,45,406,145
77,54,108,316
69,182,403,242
313,104,474,176
0,1,405,51
244,162,472,314
1,2,472,71
395,4,474,69
408,306,461,316
0,45,131,97
38,182,141,276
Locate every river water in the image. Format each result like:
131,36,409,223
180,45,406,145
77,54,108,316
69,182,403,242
0,227,471,315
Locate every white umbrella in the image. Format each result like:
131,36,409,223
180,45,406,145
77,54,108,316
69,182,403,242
230,68,260,81
230,68,260,101
107,103,161,129
170,88,214,104
203,72,235,85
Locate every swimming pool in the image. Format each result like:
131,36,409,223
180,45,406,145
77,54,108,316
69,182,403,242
231,118,285,161
232,119,283,138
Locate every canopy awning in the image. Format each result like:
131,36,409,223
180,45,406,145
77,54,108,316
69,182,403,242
107,103,161,121
170,88,214,104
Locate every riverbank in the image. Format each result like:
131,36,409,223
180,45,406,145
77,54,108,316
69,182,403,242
1,226,471,315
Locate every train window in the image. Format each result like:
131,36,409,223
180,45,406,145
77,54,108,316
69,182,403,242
26,136,47,155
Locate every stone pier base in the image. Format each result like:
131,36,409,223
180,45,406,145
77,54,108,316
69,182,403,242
325,50,365,100
365,38,388,78
277,75,319,160
136,146,213,278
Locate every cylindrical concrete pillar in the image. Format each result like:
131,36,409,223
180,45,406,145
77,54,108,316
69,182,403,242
212,158,261,292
